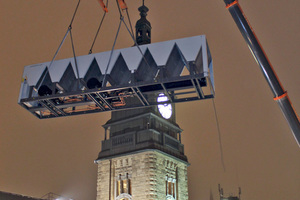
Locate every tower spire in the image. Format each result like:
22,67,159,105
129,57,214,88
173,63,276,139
135,0,151,45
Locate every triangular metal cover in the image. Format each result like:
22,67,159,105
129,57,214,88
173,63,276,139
84,58,103,89
58,63,78,92
48,58,75,82
162,44,185,78
37,67,54,96
193,47,204,75
94,50,122,75
76,53,95,78
121,45,147,71
109,53,131,86
147,40,175,66
135,48,159,82
175,35,204,62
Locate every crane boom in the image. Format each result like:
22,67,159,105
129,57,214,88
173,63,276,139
223,0,300,147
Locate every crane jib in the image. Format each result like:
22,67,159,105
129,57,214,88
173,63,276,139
223,0,300,147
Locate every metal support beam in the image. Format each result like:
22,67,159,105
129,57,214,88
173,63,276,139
160,83,173,102
95,93,113,110
39,100,60,117
131,87,145,106
86,94,105,111
191,79,201,99
194,79,205,99
208,77,215,97
135,87,150,106
174,90,195,96
44,99,67,116
131,87,149,106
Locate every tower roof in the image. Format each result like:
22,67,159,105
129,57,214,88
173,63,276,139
135,0,151,45
136,4,151,26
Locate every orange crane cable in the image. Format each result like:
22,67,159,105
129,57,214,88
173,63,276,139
97,0,108,12
118,0,128,10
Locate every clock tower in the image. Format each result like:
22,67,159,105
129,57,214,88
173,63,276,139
95,3,189,200
95,94,189,200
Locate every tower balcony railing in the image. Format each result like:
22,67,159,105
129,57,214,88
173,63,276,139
100,129,184,158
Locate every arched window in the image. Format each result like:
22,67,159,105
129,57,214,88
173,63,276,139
166,194,175,200
165,176,176,200
116,173,132,200
116,193,133,200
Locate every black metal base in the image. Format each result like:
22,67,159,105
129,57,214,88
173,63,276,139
20,74,214,119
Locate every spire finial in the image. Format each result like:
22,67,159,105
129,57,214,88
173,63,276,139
135,0,151,45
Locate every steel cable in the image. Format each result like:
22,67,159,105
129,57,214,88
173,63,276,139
89,0,109,54
212,98,226,172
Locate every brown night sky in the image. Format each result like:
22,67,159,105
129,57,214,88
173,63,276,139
0,0,299,199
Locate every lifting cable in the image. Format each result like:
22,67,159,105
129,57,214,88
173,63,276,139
42,0,151,90
37,0,81,90
69,29,81,89
102,0,151,87
102,19,123,88
89,0,109,54
213,99,242,192
213,99,242,188
49,0,81,69
125,8,134,37
68,0,81,89
115,0,134,39
212,98,226,172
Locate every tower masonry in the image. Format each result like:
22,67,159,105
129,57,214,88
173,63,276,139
95,102,189,200
96,150,188,200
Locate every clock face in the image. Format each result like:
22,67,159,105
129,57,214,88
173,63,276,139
157,93,172,119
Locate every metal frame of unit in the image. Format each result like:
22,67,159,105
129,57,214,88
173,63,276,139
18,35,214,119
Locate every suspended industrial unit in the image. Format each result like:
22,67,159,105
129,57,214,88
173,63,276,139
18,35,214,119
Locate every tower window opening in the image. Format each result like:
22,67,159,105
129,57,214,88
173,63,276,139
168,181,172,195
117,179,123,196
166,178,176,199
116,173,132,198
138,30,142,37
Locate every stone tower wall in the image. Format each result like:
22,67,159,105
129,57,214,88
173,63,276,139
96,150,188,200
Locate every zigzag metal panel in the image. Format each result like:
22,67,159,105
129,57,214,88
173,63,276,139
18,35,214,119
